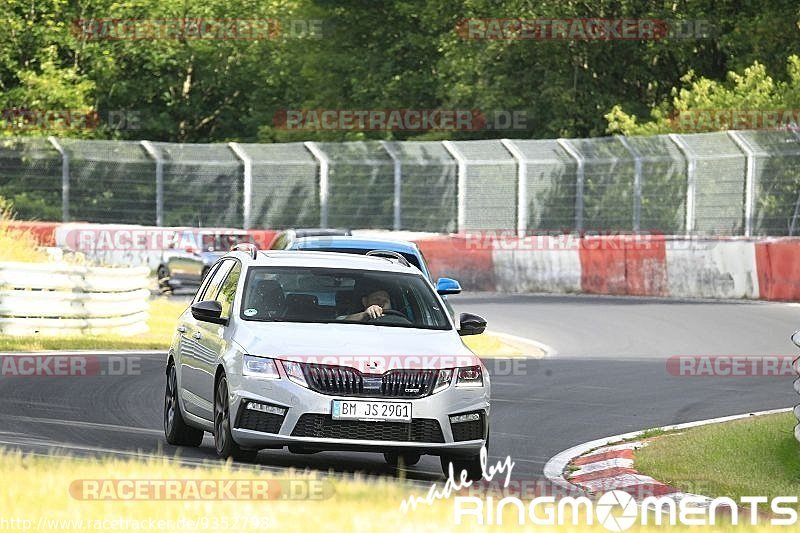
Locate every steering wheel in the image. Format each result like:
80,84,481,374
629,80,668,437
370,309,412,324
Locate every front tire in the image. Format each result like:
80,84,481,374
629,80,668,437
214,375,258,462
164,363,204,446
157,265,173,294
441,435,488,481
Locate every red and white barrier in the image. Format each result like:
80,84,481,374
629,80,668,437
48,223,277,271
415,233,796,302
15,222,800,302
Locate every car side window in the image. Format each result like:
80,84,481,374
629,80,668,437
215,262,241,320
198,260,234,303
193,262,221,304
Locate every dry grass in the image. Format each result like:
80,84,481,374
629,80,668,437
0,197,49,262
0,449,772,532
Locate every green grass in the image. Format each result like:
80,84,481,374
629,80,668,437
0,298,187,351
635,413,800,506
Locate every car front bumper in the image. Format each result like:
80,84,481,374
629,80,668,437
227,373,490,457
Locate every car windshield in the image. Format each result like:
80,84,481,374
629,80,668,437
240,267,450,330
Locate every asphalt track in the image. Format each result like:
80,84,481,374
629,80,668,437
0,293,797,483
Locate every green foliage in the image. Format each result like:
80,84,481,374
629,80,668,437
607,56,800,135
1,1,799,142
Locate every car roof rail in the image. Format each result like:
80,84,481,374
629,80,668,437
365,249,410,267
231,242,258,260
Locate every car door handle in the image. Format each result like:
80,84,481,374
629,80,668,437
177,326,187,333
192,332,202,340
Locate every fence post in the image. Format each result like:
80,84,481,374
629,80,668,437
140,141,163,226
617,135,643,232
556,139,584,232
304,141,330,228
441,141,467,232
668,134,696,236
500,139,527,236
379,141,402,231
47,137,69,223
228,142,252,230
727,131,755,237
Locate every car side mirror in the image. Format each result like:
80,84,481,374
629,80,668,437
436,277,462,295
792,330,800,348
191,300,226,325
458,313,486,336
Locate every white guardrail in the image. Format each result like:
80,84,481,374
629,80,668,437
0,262,150,336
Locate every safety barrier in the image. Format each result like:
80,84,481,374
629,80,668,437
0,262,150,336
18,220,800,302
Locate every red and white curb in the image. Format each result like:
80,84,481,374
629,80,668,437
544,408,792,507
566,441,700,500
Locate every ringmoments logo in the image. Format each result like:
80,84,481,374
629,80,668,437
452,491,798,528
399,451,798,529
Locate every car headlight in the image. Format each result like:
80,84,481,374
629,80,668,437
432,369,453,393
280,360,309,388
455,365,483,388
242,355,280,379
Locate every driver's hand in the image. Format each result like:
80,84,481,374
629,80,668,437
365,305,384,319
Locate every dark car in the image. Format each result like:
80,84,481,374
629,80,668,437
157,229,254,293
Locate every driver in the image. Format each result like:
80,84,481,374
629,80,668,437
341,289,392,321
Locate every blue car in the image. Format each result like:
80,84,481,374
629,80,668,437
283,235,462,305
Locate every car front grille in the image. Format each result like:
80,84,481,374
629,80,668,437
450,412,485,441
302,363,438,399
291,414,444,442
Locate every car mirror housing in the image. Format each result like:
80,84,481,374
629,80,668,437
191,300,226,325
436,277,462,295
458,312,486,336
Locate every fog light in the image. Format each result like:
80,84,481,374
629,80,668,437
449,412,480,424
246,402,286,416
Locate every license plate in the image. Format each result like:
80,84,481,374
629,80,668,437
331,400,412,423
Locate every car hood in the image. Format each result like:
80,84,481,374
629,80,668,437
233,321,477,370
